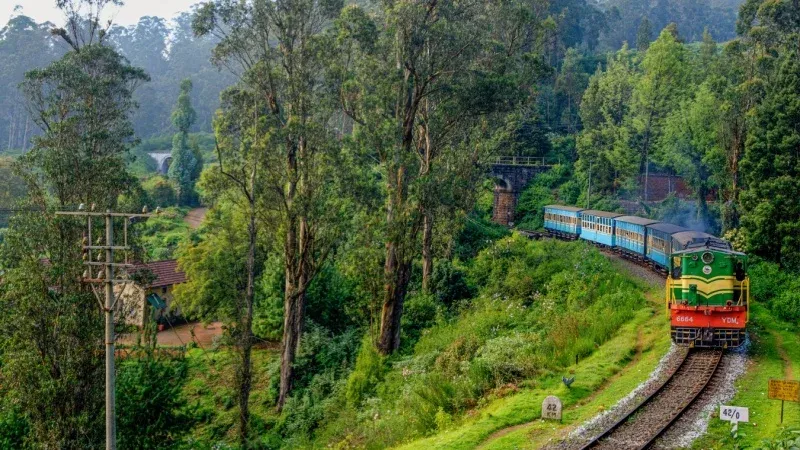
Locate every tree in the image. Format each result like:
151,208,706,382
556,48,589,133
660,83,720,231
576,44,638,194
740,52,800,271
630,25,687,200
334,0,532,353
0,14,62,151
636,16,653,52
168,79,201,206
19,6,148,208
192,0,347,425
0,2,146,447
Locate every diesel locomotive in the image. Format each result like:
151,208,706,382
543,205,749,349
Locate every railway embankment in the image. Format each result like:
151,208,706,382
398,236,798,449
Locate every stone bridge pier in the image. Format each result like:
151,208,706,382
489,156,553,226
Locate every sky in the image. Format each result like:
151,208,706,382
1,0,202,26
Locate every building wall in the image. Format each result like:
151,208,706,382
114,282,182,328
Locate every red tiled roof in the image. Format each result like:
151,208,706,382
132,260,186,287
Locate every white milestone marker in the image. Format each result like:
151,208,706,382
720,405,749,423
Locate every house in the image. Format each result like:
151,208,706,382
116,259,186,328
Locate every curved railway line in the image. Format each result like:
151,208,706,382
578,349,723,450
519,229,731,449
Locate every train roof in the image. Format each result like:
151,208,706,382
544,205,585,212
616,215,660,226
646,222,687,235
581,209,624,218
672,231,733,251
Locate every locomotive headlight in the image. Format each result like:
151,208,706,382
702,252,714,264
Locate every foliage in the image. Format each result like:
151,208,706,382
137,207,191,260
749,261,800,323
168,79,202,206
309,237,645,447
740,52,800,272
0,403,28,449
142,176,178,208
345,336,385,407
515,165,576,230
0,211,105,449
19,43,148,208
117,354,195,449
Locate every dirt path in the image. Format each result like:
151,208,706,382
774,333,793,379
184,207,207,229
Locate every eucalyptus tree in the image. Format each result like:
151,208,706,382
630,26,687,200
168,79,202,206
333,0,538,352
0,1,146,447
192,0,347,429
19,0,148,208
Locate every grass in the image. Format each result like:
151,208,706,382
396,266,673,450
181,346,279,446
691,304,800,449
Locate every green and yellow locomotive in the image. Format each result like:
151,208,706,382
667,233,749,348
543,205,750,349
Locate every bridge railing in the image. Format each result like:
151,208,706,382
494,156,559,166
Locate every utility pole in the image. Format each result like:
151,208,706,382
586,160,593,209
55,206,157,450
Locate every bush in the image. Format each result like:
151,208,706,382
116,356,194,449
345,336,385,407
431,259,474,306
515,165,575,230
143,176,177,207
472,334,542,387
402,293,440,348
749,261,800,323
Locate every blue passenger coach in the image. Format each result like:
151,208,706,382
543,205,584,237
580,210,623,246
615,216,659,257
645,223,687,268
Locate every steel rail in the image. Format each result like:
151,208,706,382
635,350,723,450
578,349,722,450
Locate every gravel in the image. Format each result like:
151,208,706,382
652,339,750,449
542,344,688,450
600,249,666,288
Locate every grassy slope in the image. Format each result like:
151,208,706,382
182,346,278,446
399,266,800,450
691,304,800,449
396,262,672,450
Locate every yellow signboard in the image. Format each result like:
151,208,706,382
768,379,800,402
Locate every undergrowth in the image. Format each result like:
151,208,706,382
308,235,646,448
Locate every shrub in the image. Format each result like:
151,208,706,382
116,356,194,449
472,334,542,387
345,336,385,407
143,175,177,207
431,259,474,306
402,292,440,348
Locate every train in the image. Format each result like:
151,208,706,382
542,205,749,349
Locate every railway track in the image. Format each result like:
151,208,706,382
579,349,723,450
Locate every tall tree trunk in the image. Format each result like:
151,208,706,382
378,241,411,354
239,201,256,448
378,166,412,354
278,216,309,410
421,211,433,293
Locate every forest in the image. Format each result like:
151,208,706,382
0,0,799,448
